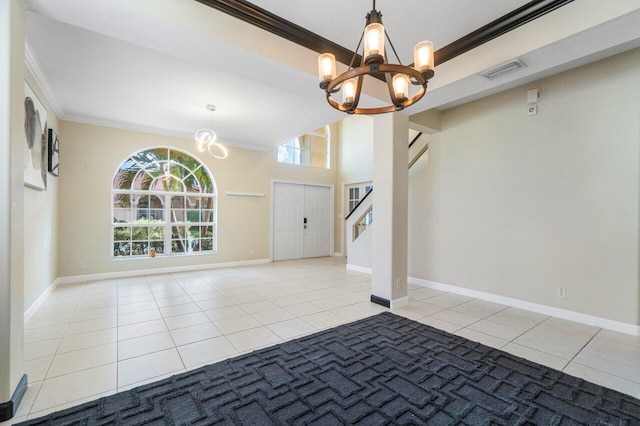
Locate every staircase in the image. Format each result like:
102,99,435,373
345,131,429,270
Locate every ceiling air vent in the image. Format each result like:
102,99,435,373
480,59,527,80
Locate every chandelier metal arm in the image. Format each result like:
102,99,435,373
325,64,430,94
341,74,365,113
318,1,435,115
384,29,403,65
324,63,433,113
348,31,365,71
379,64,433,83
386,73,401,108
325,66,364,93
325,85,427,115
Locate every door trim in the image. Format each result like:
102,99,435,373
270,179,334,262
340,179,372,257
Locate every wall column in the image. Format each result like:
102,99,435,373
371,112,409,308
0,0,27,421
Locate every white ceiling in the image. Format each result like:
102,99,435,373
248,0,530,64
24,0,640,151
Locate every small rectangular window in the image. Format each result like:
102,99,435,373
276,126,330,169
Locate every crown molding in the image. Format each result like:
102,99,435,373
196,0,574,69
62,113,273,152
434,0,575,65
195,0,359,68
24,42,64,118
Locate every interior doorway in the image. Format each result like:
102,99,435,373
342,181,372,256
272,182,332,261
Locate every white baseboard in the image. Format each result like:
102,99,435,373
409,277,640,337
332,252,343,257
40,259,640,337
346,264,371,274
341,265,639,336
57,258,271,285
24,278,60,323
390,296,409,309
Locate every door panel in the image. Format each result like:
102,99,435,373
303,185,330,258
273,183,304,261
273,183,330,261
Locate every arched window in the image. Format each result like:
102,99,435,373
112,147,216,258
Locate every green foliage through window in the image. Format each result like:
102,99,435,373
112,147,217,258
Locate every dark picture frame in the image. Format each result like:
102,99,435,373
24,82,48,190
48,128,60,177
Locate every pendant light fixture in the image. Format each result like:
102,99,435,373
195,105,228,159
318,1,435,114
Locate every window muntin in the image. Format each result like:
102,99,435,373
349,187,360,212
112,147,216,258
276,126,330,169
345,182,373,215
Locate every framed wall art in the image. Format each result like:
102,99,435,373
48,128,59,177
24,82,48,190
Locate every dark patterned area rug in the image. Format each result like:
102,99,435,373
19,312,640,425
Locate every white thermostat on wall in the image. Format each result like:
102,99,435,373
527,88,539,105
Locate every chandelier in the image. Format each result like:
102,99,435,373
195,105,228,159
318,1,434,115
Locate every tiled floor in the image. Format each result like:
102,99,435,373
7,257,640,423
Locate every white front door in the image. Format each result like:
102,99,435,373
273,183,331,261
303,185,331,258
273,183,304,261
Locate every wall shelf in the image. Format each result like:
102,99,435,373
225,191,265,197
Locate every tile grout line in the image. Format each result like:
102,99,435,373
476,308,550,349
416,299,508,331
115,277,120,393
562,327,603,372
151,274,189,377
26,281,87,419
593,332,640,351
438,305,513,347
414,302,552,352
568,359,640,387
23,258,637,412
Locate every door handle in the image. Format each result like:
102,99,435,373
304,224,307,229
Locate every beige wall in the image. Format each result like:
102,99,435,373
23,69,60,311
337,115,374,185
408,49,640,325
336,115,374,254
57,121,340,277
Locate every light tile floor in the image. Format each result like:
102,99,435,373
6,257,640,423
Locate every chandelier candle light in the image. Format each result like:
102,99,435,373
318,1,434,114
